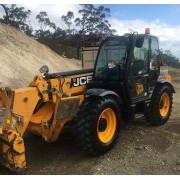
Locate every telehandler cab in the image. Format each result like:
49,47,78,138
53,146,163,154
0,28,175,172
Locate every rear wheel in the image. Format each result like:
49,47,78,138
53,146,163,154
145,84,173,125
74,96,121,155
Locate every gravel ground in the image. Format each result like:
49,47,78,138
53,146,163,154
0,68,179,175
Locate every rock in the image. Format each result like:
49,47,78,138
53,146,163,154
172,167,178,171
135,145,144,150
135,145,149,150
139,130,144,135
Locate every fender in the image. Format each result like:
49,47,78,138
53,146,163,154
85,88,123,103
157,79,175,93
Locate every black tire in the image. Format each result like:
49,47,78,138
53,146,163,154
74,96,121,155
145,84,173,126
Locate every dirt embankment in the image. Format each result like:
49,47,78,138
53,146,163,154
0,23,80,88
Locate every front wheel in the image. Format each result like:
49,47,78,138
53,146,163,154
145,84,173,126
74,96,121,155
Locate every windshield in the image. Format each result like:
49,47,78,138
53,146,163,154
94,36,129,81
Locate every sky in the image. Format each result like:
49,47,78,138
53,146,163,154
0,2,180,58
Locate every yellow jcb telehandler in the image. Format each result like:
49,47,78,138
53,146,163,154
0,28,175,172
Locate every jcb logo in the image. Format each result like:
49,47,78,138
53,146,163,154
72,75,92,87
136,83,144,96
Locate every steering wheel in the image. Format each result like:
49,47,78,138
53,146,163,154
108,60,117,68
118,56,126,64
108,57,126,68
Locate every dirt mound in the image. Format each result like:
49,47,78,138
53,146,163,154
0,23,81,88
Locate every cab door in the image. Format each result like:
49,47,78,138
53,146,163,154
128,36,150,103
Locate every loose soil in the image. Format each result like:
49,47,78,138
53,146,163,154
0,24,80,89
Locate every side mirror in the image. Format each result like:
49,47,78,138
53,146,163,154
39,65,49,74
135,36,144,48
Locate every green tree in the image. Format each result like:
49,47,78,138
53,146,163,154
160,49,180,68
93,5,117,35
74,4,117,58
35,11,56,39
0,4,9,23
74,4,94,36
74,4,116,36
61,11,76,35
0,4,33,36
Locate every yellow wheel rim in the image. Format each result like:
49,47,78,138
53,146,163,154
97,108,117,143
159,92,170,117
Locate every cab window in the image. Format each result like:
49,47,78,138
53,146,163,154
150,37,159,71
130,37,149,76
